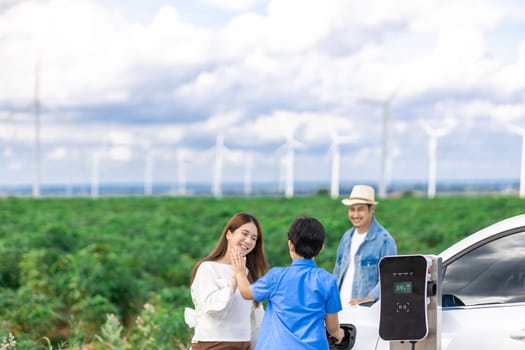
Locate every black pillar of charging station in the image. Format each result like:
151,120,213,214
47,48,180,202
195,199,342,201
379,254,442,350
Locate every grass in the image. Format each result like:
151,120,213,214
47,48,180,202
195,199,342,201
0,193,523,348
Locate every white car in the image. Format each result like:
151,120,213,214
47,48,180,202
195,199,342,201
339,213,525,350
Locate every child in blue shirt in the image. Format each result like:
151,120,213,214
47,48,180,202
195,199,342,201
232,216,344,349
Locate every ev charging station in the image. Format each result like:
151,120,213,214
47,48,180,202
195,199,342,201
378,255,442,350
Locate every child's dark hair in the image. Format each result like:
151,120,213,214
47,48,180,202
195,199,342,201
287,216,325,259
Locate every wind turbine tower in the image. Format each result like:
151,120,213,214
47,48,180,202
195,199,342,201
280,129,304,198
144,148,153,195
379,101,391,199
506,123,525,198
243,152,253,196
90,138,114,199
91,152,100,198
329,130,353,199
176,150,187,195
212,133,225,198
353,88,399,198
276,152,286,193
33,61,41,197
285,132,295,198
419,120,455,198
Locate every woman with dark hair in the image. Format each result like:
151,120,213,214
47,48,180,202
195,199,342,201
185,212,269,350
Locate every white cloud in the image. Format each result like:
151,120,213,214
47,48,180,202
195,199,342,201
131,6,212,66
106,145,132,161
1,0,132,106
1,0,525,187
108,130,133,145
3,147,12,158
203,0,264,11
48,147,68,160
7,159,23,171
410,0,504,32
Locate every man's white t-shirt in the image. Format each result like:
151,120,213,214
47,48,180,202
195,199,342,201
339,231,367,307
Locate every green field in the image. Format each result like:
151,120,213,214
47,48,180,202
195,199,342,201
0,194,523,349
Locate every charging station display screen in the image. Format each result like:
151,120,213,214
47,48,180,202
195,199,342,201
394,281,412,294
379,255,429,341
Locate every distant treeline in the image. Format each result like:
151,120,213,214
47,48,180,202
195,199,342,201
0,178,520,197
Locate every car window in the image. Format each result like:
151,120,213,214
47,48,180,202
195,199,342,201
442,230,525,307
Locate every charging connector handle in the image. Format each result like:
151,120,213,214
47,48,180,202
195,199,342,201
427,281,437,297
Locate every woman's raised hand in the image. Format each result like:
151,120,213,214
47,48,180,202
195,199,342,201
231,247,248,276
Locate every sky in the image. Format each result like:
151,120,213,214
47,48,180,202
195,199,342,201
1,0,525,195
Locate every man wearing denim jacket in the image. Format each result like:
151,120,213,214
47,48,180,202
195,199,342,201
333,185,397,307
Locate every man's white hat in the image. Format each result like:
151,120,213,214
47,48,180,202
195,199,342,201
341,185,379,206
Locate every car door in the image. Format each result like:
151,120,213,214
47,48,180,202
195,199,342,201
441,229,525,350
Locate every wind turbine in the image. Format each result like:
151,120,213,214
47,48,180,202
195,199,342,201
276,151,286,194
90,145,111,199
385,145,401,188
243,152,253,196
144,147,154,196
2,60,44,197
90,133,132,198
328,130,354,199
284,132,295,198
46,147,77,196
505,123,525,198
212,133,225,198
91,151,101,198
352,88,400,198
419,120,456,198
275,128,304,198
33,61,41,197
207,132,242,198
174,149,189,196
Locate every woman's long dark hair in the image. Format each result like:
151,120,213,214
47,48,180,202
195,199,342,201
191,212,269,289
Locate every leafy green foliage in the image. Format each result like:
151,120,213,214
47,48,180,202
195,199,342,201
0,194,523,347
95,314,130,350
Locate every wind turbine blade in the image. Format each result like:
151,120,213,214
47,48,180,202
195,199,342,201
506,123,525,135
419,120,434,135
336,136,354,144
274,143,287,155
433,127,453,138
356,96,383,106
420,120,456,138
386,83,402,103
292,139,306,149
325,142,333,159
